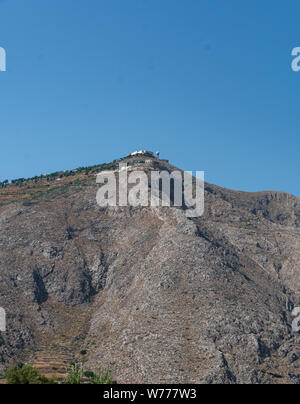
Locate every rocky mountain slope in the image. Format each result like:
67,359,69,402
0,155,300,384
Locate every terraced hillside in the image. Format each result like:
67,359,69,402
29,346,74,380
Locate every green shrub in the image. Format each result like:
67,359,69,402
6,362,113,385
83,370,95,379
5,364,57,384
64,363,82,384
88,366,112,384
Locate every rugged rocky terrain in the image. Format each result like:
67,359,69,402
0,155,300,384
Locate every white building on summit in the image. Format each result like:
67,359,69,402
130,150,154,157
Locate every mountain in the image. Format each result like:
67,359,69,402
0,154,300,384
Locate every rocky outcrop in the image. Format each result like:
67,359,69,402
0,159,300,383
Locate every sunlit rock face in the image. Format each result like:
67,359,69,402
0,158,300,384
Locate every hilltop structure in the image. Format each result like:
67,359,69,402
129,150,154,157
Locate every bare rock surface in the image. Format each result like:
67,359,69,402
0,158,300,383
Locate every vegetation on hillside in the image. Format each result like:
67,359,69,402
5,363,57,384
4,362,113,385
0,154,161,205
0,160,119,189
0,152,157,189
0,160,121,204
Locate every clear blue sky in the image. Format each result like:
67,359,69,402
1,0,300,195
